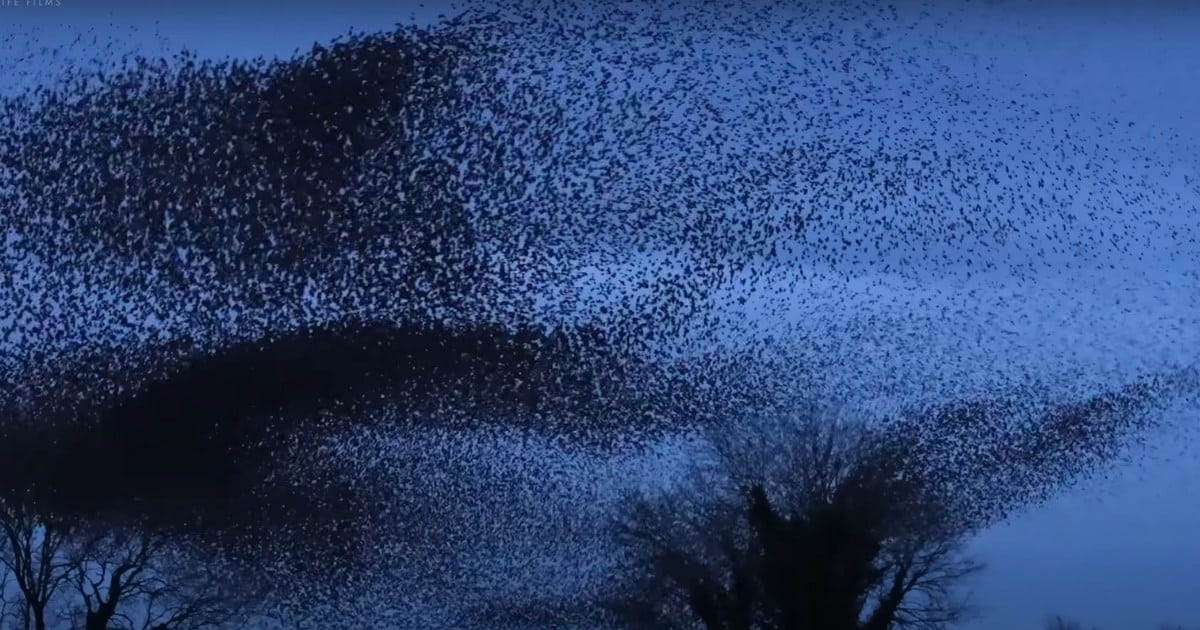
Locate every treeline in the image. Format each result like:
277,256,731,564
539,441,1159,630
0,508,246,630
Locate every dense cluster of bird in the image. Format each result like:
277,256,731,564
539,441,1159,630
0,0,1196,626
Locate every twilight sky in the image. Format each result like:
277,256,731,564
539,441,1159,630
3,1,1199,628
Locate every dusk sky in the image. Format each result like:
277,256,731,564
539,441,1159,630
3,1,1199,628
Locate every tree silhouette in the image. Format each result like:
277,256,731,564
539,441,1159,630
0,501,74,630
65,524,249,630
0,502,250,630
475,412,982,630
593,414,982,630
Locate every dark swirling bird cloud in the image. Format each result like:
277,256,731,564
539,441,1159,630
0,1,1197,626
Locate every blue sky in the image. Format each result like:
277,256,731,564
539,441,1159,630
3,1,1200,628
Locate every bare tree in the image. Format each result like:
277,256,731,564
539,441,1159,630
0,499,248,630
70,526,160,630
595,411,984,630
66,524,250,630
0,500,75,630
470,410,983,630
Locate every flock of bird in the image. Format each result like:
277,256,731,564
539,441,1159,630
0,0,1197,626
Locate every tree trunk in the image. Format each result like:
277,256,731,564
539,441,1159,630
30,603,46,630
86,610,112,630
85,585,122,630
